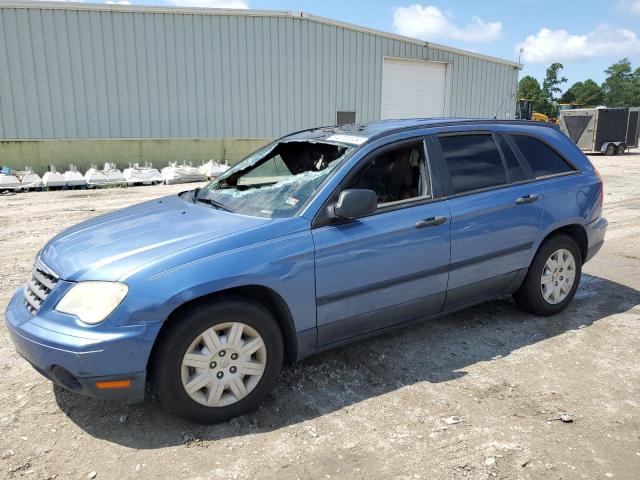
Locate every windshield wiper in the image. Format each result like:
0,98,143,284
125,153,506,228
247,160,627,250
196,196,233,212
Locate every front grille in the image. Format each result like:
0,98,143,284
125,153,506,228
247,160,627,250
24,262,59,315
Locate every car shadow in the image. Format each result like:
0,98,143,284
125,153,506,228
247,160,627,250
54,274,640,448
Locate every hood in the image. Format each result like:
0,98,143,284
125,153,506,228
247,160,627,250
39,194,270,281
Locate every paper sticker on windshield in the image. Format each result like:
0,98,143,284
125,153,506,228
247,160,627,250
285,197,299,206
326,134,368,145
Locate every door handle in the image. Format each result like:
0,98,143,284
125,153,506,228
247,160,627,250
415,216,447,228
515,194,539,205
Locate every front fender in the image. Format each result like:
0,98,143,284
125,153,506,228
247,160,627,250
121,223,317,333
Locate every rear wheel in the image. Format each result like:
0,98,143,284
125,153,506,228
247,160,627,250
513,234,582,316
616,144,626,155
604,144,617,156
153,298,284,424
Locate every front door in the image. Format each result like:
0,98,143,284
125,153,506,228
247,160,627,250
312,139,451,346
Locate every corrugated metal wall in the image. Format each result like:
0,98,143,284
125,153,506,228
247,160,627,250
0,5,518,140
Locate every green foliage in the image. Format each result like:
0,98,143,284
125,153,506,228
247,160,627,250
518,75,542,101
602,58,639,107
579,80,605,106
542,63,568,101
524,59,640,115
559,80,603,107
517,75,551,116
559,83,579,104
538,63,567,117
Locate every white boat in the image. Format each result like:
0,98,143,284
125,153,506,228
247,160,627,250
102,162,126,185
42,166,66,188
84,164,108,187
15,167,42,190
63,164,87,188
0,167,21,191
162,162,207,184
123,162,163,185
199,159,230,179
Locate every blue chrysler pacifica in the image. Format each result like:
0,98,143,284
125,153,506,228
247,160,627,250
5,119,607,423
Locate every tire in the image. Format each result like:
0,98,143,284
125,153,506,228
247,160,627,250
513,234,582,316
152,297,284,424
616,144,626,155
604,144,616,156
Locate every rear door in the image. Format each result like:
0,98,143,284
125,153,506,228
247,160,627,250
312,137,451,346
433,132,544,309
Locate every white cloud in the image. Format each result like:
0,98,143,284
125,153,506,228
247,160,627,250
392,4,502,43
517,26,640,63
617,0,640,16
106,1,131,4
166,0,249,8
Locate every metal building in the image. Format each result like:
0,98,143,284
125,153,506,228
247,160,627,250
0,2,519,172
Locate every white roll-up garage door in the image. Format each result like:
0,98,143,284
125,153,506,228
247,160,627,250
381,58,447,119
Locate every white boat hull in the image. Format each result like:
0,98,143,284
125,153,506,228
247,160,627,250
0,174,21,191
42,172,67,188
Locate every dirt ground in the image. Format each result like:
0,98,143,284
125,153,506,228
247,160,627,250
1,151,639,480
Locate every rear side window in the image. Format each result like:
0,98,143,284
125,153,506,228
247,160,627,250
496,135,526,182
439,134,507,194
511,135,574,178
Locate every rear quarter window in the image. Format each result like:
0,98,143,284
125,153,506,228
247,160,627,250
511,135,575,178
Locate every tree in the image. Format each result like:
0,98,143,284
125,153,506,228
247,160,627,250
560,79,603,107
518,75,542,101
602,58,635,107
540,63,567,116
559,82,580,104
631,67,640,106
542,63,568,101
579,80,605,106
517,75,549,115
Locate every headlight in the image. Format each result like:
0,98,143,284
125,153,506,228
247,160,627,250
55,281,128,325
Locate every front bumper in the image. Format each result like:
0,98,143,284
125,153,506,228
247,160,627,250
5,287,162,403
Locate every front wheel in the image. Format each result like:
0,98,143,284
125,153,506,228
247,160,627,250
513,234,582,316
153,298,284,424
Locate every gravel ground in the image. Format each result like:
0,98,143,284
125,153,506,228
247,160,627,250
1,152,639,480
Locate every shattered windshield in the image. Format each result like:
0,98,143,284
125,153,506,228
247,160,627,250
194,141,352,218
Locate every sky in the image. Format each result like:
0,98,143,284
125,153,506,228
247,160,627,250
38,0,640,90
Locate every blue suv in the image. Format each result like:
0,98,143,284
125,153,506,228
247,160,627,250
5,119,607,423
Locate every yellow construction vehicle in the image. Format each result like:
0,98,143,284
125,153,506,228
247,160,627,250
532,112,550,122
517,99,558,123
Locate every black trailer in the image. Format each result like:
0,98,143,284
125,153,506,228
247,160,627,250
559,107,629,155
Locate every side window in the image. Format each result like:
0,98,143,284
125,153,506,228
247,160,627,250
345,141,429,206
495,135,526,182
511,135,575,178
439,134,507,194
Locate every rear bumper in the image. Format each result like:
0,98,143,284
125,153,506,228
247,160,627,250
5,287,160,403
585,217,608,263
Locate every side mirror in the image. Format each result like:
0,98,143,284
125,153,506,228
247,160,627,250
333,189,378,219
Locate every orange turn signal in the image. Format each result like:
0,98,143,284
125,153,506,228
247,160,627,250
95,380,132,390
